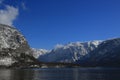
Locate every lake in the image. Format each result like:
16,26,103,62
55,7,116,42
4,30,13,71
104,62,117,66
0,68,120,80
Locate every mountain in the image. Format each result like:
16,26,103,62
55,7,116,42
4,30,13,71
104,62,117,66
0,24,35,67
76,38,120,67
3,23,120,67
38,41,101,63
31,48,48,58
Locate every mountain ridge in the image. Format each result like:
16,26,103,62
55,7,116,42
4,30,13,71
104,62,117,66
38,40,102,63
76,38,120,67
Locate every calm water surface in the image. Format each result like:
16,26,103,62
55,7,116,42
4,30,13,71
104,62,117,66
0,68,120,80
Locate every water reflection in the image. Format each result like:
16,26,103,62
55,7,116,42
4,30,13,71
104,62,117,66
0,69,12,80
0,68,120,80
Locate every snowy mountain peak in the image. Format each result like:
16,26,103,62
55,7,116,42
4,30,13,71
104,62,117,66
32,48,49,58
38,40,102,63
76,38,120,67
54,40,102,50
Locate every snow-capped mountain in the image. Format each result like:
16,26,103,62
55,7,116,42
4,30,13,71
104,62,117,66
0,24,34,66
76,38,120,67
38,41,102,63
31,48,48,58
37,38,120,67
3,23,120,67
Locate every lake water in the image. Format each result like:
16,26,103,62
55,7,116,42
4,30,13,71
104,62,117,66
0,68,120,80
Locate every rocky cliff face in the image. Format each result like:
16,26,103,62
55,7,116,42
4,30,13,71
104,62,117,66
0,24,33,66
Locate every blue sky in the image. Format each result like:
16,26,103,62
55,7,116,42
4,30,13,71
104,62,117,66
1,0,120,49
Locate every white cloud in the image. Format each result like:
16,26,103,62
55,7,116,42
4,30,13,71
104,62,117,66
0,5,19,26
